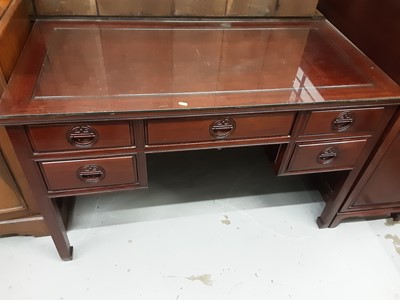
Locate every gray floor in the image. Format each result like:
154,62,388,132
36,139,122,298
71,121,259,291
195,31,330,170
1,147,400,299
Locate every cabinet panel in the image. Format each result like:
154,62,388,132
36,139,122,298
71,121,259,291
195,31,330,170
0,0,31,80
352,130,400,207
0,151,26,217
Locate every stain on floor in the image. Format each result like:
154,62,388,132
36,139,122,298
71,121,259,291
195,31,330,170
385,219,400,226
221,215,231,225
385,234,400,255
185,274,213,286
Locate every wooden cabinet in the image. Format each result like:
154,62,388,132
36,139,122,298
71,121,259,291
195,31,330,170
0,0,48,236
352,124,400,210
0,149,26,219
317,0,400,225
330,112,400,225
0,127,48,236
274,107,393,176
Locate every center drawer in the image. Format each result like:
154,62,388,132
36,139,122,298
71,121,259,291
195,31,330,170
146,112,295,145
40,156,138,191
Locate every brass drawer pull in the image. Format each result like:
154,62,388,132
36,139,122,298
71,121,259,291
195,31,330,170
317,147,339,164
77,164,106,183
67,125,98,148
331,111,355,132
209,117,236,139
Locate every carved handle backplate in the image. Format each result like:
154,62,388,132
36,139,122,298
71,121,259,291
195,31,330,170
331,111,355,132
77,164,106,183
209,117,236,139
67,125,98,148
317,147,339,164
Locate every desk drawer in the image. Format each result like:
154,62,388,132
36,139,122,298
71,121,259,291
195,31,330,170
146,113,295,145
28,122,133,152
41,156,138,191
287,139,367,173
301,108,384,136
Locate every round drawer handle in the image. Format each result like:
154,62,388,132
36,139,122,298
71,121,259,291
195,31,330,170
331,111,355,132
317,147,339,164
67,125,98,148
209,117,236,139
77,164,106,183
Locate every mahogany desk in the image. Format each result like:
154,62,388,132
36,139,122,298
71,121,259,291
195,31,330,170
1,19,399,260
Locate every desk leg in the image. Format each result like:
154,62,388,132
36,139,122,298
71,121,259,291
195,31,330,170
46,197,73,261
5,126,73,260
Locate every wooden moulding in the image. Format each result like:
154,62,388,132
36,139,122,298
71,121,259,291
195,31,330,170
32,0,319,17
0,68,5,96
34,0,97,16
0,215,48,236
0,0,31,81
0,126,39,213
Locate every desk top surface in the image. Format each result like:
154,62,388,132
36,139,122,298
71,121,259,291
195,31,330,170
1,19,399,124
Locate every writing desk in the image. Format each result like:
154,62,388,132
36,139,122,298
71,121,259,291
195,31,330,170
1,19,399,260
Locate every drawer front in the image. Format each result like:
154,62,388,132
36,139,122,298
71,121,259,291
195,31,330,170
147,113,295,145
301,108,384,136
287,139,367,173
41,156,138,191
28,122,133,152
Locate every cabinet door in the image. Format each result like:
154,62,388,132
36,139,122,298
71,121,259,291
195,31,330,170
352,130,400,208
0,151,28,220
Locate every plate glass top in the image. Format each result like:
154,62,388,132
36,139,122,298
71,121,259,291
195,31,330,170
33,25,369,102
2,20,398,121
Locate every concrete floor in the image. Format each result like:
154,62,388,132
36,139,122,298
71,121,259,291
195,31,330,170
1,147,400,300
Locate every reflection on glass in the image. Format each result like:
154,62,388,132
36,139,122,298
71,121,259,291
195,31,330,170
33,26,371,104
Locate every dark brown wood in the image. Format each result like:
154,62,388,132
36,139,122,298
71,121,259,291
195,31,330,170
0,0,31,81
352,130,400,208
7,126,72,259
286,138,367,173
1,20,399,124
318,0,400,85
0,151,27,220
28,122,134,152
300,108,385,137
317,1,400,226
41,156,138,191
0,68,5,96
146,113,295,146
317,106,398,227
0,215,48,236
341,111,400,212
1,19,400,259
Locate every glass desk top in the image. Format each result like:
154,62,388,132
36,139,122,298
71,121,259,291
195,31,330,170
0,19,399,123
